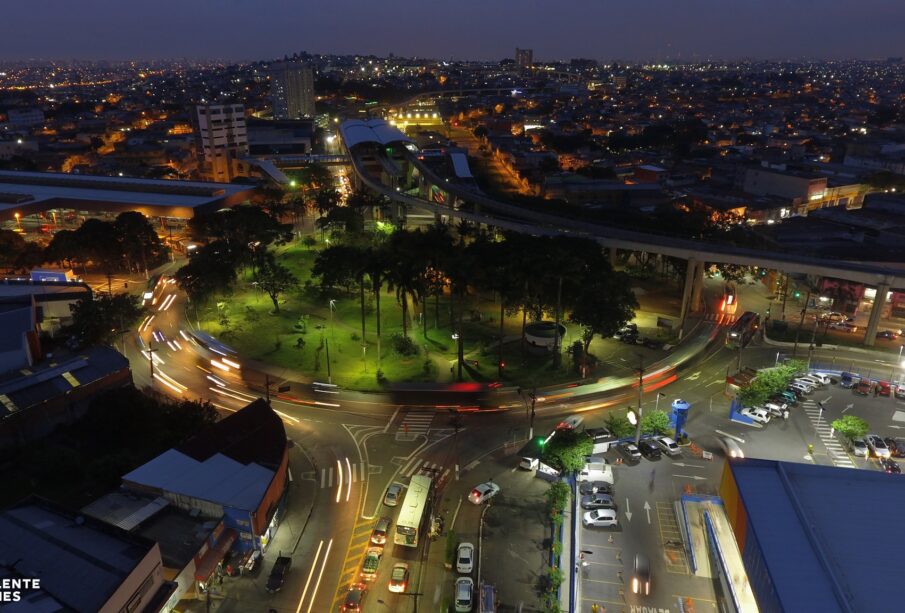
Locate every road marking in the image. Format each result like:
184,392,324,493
624,498,632,521
672,462,705,469
643,501,651,524
673,474,707,481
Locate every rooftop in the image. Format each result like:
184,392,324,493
0,497,159,613
340,119,414,149
728,459,905,612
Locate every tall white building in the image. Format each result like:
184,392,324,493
194,104,248,182
269,62,316,119
515,48,534,71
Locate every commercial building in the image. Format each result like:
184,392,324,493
0,497,176,612
0,277,91,336
269,61,316,119
720,458,905,612
122,399,289,554
194,104,248,182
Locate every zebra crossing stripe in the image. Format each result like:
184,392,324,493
351,463,357,483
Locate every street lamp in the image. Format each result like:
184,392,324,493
518,387,537,439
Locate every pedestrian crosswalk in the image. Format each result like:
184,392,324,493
801,400,856,468
320,462,369,488
400,457,451,482
703,312,737,324
395,410,435,441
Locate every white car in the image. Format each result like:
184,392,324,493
740,407,771,424
456,542,474,574
655,436,682,457
851,438,869,457
808,372,833,385
795,376,824,388
788,382,813,395
582,509,618,528
454,577,474,612
763,402,789,419
384,483,403,506
468,482,501,504
866,434,891,459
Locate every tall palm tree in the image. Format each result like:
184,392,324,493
385,231,425,339
421,222,455,334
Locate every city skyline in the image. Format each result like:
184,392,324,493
3,0,904,62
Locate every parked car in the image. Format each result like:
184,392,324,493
854,380,872,396
456,542,475,574
638,439,662,459
384,483,403,506
819,311,849,322
655,436,682,457
788,382,814,395
763,402,790,419
807,372,833,385
340,583,367,612
388,562,409,593
896,386,905,400
717,435,745,459
884,438,903,458
617,442,642,461
614,323,638,339
455,577,475,612
851,438,869,458
866,434,891,459
785,387,804,400
877,330,899,340
360,547,383,582
776,391,799,406
740,407,771,424
581,493,617,510
877,381,891,396
371,516,391,545
828,321,858,333
582,509,619,528
881,458,901,474
795,375,824,388
893,438,905,458
642,337,664,349
468,481,501,504
579,480,614,496
266,555,292,593
631,553,652,596
556,415,584,431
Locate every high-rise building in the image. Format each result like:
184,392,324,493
515,48,534,71
269,61,316,119
194,104,248,182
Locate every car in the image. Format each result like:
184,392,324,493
617,442,642,461
340,583,366,612
638,439,662,459
581,493,617,510
877,381,891,396
740,407,771,424
785,387,804,400
795,376,824,388
763,402,790,419
266,555,291,593
455,577,475,612
866,434,891,459
851,438,869,458
895,386,905,400
360,547,382,582
776,391,799,406
829,321,858,333
615,323,638,338
881,458,901,474
579,480,613,496
620,332,639,344
631,553,651,596
788,382,813,395
884,438,905,458
655,436,682,456
643,337,664,349
854,380,871,396
468,481,501,504
877,330,899,340
384,483,403,506
388,562,409,593
807,372,833,385
717,435,745,459
819,311,848,323
582,509,619,528
371,516,391,545
556,415,583,431
456,542,475,574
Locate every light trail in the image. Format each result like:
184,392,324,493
335,460,343,504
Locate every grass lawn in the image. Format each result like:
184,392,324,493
195,240,631,390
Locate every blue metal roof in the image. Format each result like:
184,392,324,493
730,459,905,612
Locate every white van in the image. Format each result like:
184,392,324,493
577,462,614,484
808,372,832,385
789,382,813,395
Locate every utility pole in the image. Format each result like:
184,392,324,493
325,338,332,384
792,290,810,357
634,355,644,445
147,341,157,383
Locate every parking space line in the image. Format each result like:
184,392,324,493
584,560,623,568
580,543,621,550
582,577,623,585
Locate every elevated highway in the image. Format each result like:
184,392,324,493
340,120,905,346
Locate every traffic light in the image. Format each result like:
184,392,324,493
499,360,506,370
537,436,546,447
794,291,801,299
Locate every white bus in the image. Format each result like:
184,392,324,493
394,474,432,547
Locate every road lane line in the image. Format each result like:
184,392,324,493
296,539,324,613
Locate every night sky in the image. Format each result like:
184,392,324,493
5,0,904,62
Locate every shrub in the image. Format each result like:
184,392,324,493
545,481,570,517
391,333,420,357
376,369,387,384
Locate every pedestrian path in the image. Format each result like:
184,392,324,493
801,400,856,468
400,457,451,482
395,409,435,441
320,461,368,488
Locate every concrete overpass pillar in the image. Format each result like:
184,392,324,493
863,283,889,347
690,260,706,312
678,258,698,336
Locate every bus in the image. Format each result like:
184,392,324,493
726,311,760,349
394,474,432,547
